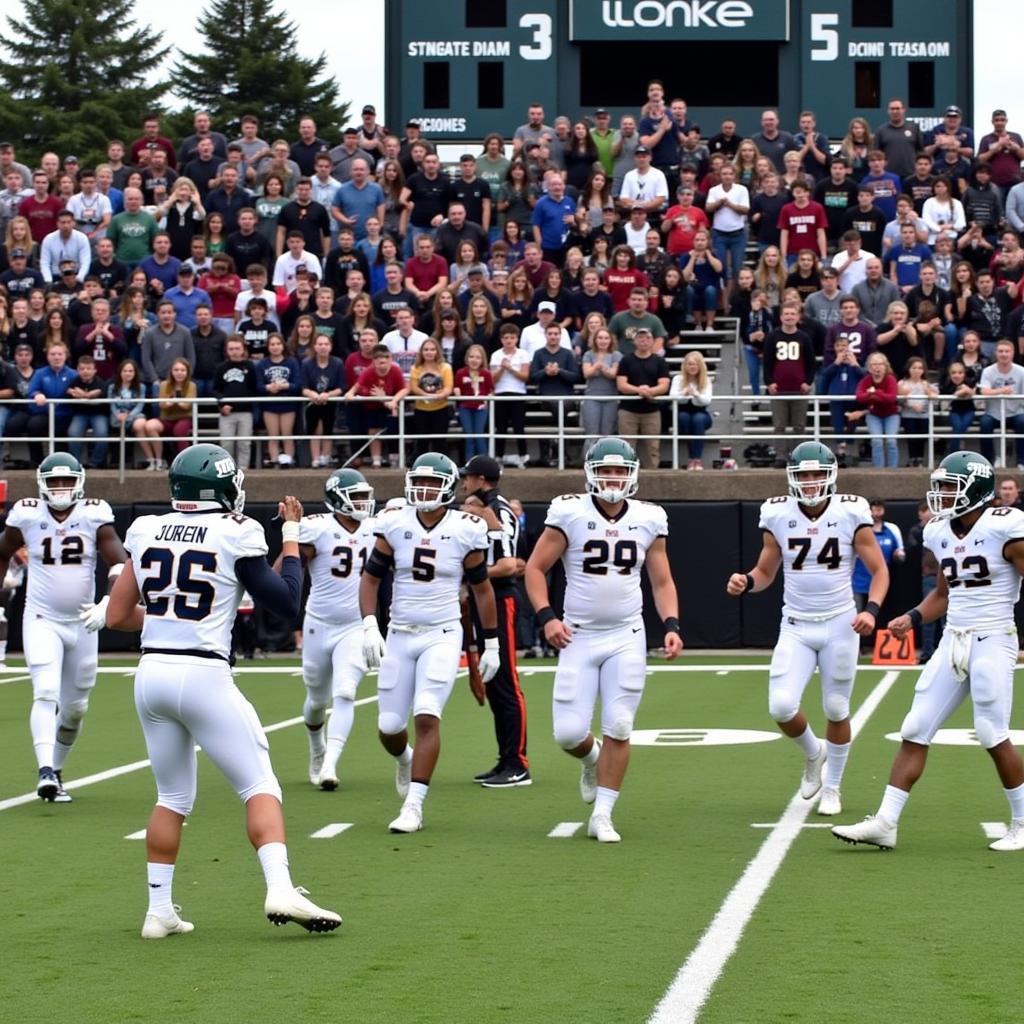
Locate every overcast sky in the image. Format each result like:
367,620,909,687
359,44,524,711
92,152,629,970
0,1,1020,136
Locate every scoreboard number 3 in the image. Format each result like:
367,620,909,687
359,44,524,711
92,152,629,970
519,13,552,60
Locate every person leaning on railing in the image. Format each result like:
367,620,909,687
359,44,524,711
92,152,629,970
157,357,197,457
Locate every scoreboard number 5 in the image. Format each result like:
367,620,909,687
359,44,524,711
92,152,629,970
810,13,838,62
519,13,552,61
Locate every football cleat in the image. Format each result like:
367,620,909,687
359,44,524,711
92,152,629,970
264,886,342,932
473,764,501,783
481,768,532,788
141,906,195,939
800,743,827,800
587,814,621,843
831,815,898,850
37,766,58,802
817,787,842,816
580,740,601,805
318,765,339,792
395,756,412,798
388,802,423,834
989,819,1024,852
53,770,72,804
308,748,325,787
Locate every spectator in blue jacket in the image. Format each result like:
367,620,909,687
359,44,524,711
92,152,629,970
818,335,865,467
256,332,302,467
163,265,212,329
26,339,75,462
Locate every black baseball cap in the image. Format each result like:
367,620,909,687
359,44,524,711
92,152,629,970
460,455,502,481
635,145,651,155
362,105,376,115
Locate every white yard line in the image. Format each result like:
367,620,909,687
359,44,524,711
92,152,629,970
310,823,354,839
0,695,378,813
547,821,584,838
647,669,902,1024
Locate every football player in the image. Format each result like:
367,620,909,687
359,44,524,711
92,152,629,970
726,440,888,816
103,443,341,937
0,453,127,803
296,468,376,790
524,437,683,843
359,452,501,834
834,452,1024,851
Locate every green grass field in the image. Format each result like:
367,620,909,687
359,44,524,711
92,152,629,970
1,654,1021,1024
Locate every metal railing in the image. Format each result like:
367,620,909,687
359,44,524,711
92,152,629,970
3,391,1023,477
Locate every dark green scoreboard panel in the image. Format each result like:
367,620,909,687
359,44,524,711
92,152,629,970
385,0,972,139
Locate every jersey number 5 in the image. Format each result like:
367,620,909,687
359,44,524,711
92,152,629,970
140,549,217,620
411,546,436,582
582,539,638,576
788,536,841,570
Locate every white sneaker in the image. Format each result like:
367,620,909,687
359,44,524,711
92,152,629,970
989,819,1024,852
817,787,842,816
278,453,293,467
308,748,325,787
800,743,827,799
832,815,898,850
580,740,600,804
395,756,412,798
388,802,423,833
141,905,195,939
53,770,72,804
264,885,342,932
318,765,339,791
587,813,621,843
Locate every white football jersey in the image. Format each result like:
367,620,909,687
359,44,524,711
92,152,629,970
6,497,115,622
375,505,488,628
125,511,268,658
300,512,376,624
925,506,1024,629
759,493,872,619
545,494,668,630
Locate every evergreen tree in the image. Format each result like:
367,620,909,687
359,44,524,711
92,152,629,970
171,0,349,140
0,0,168,165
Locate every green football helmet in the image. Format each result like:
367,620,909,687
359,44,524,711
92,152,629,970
787,441,838,506
404,452,458,511
585,437,639,502
37,452,85,511
325,467,375,521
168,443,246,513
927,451,994,520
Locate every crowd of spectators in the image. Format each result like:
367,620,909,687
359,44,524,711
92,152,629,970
1,92,1023,471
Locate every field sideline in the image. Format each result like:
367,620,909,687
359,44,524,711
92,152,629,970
1,654,1020,1024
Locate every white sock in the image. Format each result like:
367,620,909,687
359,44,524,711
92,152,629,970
396,744,413,765
594,786,619,818
52,720,81,772
405,781,429,810
581,738,601,765
1005,782,1024,821
306,724,325,755
30,698,58,768
327,697,355,749
823,741,850,790
0,638,7,661
793,725,821,758
257,842,294,892
878,784,910,824
323,737,346,774
146,862,175,917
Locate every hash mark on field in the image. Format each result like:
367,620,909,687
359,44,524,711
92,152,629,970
750,822,832,829
982,822,1007,840
547,821,583,838
647,670,901,1024
310,823,354,839
124,829,147,840
0,695,379,812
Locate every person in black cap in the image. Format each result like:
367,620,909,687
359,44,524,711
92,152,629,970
460,454,530,787
923,105,975,163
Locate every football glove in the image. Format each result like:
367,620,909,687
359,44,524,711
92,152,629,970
362,614,386,668
478,637,500,683
79,596,110,633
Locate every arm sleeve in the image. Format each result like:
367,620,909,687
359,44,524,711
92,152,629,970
236,554,302,620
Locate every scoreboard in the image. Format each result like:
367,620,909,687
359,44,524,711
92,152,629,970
385,0,973,140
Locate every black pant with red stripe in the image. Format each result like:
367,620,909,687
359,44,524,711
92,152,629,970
475,588,529,772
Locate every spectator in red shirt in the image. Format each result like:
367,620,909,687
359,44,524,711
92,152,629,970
453,343,494,459
604,245,650,312
763,300,816,459
198,253,242,334
23,170,64,243
847,350,899,467
511,242,555,290
347,342,409,468
129,114,178,169
661,184,710,260
340,326,378,466
403,234,450,307
777,181,828,264
73,296,126,381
